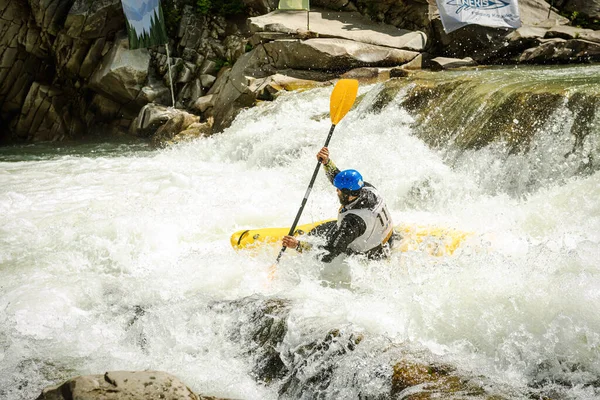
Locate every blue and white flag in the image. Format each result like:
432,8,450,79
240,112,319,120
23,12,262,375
121,0,168,49
436,0,521,33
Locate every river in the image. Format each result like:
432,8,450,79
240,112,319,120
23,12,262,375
1,65,599,399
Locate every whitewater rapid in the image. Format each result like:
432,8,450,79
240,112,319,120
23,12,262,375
1,76,599,399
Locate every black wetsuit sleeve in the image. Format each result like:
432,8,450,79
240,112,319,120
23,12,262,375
323,159,341,185
320,213,366,263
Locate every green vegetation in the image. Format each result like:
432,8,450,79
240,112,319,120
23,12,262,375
559,9,600,30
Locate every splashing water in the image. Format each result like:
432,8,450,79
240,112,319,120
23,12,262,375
1,66,599,400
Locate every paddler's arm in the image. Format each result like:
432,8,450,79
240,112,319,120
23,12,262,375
282,215,365,261
320,213,366,263
317,147,340,184
282,235,312,253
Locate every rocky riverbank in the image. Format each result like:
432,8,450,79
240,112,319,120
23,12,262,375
1,0,600,146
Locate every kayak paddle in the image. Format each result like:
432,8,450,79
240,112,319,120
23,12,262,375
269,79,359,278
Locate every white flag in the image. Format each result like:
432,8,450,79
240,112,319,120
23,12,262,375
435,0,521,33
278,0,309,10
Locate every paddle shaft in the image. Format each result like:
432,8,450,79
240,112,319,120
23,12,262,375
275,124,337,263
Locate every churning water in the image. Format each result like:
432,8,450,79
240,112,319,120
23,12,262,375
1,65,599,399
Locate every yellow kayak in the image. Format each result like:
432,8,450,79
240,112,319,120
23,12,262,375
231,219,471,256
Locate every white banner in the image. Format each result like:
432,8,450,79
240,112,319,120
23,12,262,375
435,0,521,33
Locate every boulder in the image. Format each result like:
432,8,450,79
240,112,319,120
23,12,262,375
201,74,217,88
430,0,569,61
130,103,177,137
545,25,600,43
341,67,392,83
36,371,198,400
12,82,68,141
210,38,418,131
249,9,427,51
253,73,326,100
242,0,279,16
192,94,215,113
262,38,420,70
89,36,151,103
65,0,125,39
553,0,600,20
430,56,476,70
519,38,600,63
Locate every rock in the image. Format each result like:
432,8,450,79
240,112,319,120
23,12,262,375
65,0,125,39
391,360,487,398
130,104,175,137
207,67,231,95
262,38,420,70
151,109,201,147
253,73,326,100
89,36,151,103
201,74,217,88
192,94,215,113
545,25,600,43
508,25,549,42
200,59,219,75
430,56,476,70
341,67,391,83
401,53,425,70
28,0,74,36
389,67,411,78
178,78,204,106
36,371,199,400
210,38,418,132
249,9,427,51
242,0,279,16
430,0,569,61
519,38,600,63
13,82,68,141
554,0,600,19
169,121,213,145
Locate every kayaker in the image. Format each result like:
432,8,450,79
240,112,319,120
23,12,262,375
282,147,394,263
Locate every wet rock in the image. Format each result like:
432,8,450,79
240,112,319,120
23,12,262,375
36,371,199,400
342,67,392,83
391,360,489,399
254,73,326,100
430,56,476,70
212,296,292,383
279,328,365,398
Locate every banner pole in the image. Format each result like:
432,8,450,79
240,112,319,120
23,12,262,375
165,42,176,108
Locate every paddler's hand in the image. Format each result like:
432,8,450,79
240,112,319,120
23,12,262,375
282,235,299,249
317,147,330,164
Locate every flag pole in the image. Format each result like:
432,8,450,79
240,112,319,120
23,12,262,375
165,42,176,108
547,0,553,19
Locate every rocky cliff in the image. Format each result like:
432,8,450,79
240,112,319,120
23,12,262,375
0,0,597,145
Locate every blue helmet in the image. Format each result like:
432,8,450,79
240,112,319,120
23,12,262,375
333,169,364,192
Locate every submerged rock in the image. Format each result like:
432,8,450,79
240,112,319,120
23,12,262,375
36,371,199,400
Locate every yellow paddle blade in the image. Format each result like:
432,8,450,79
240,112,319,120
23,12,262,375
330,79,359,125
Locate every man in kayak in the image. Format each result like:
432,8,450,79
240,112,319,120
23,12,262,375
282,147,394,263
